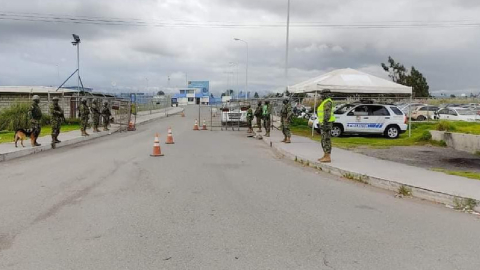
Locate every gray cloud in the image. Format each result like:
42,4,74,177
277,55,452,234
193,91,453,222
0,0,479,95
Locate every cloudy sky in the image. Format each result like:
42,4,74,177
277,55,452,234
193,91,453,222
0,0,479,96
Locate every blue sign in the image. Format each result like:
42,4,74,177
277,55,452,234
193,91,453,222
130,93,136,103
188,81,210,97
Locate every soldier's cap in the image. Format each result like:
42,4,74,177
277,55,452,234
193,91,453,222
32,95,40,100
52,97,59,101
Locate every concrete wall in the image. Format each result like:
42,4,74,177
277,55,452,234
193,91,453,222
430,130,480,154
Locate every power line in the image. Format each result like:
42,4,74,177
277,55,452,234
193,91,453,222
1,11,480,29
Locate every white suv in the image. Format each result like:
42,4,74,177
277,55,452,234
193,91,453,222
312,104,408,139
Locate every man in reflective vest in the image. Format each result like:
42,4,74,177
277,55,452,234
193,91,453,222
317,90,336,163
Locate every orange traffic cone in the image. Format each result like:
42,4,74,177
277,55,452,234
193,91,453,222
202,119,208,130
127,120,136,131
193,119,199,131
150,133,164,157
165,127,174,144
181,112,185,117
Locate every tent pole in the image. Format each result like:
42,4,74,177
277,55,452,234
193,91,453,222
312,91,317,137
409,94,412,137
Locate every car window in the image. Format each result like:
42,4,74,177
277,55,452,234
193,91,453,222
428,106,439,111
438,109,448,114
448,109,457,115
335,104,356,114
419,107,427,111
347,105,369,116
369,105,390,116
390,106,403,115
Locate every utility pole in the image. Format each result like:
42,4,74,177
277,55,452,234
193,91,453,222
285,0,291,92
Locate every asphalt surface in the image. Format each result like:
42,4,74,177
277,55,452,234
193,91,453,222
0,106,479,270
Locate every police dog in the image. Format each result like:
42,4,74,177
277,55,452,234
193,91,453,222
14,129,36,147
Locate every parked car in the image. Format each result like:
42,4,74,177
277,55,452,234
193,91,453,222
311,104,408,139
399,103,426,116
410,106,439,121
435,107,480,122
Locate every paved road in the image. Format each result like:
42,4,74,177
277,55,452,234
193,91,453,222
0,106,479,270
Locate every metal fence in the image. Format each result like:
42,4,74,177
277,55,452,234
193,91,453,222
0,95,133,131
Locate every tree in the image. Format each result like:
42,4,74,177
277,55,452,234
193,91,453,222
157,91,165,96
406,67,430,97
221,93,226,97
254,92,259,98
381,56,407,84
382,57,430,97
450,94,456,98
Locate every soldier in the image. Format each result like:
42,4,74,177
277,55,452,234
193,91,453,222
262,100,272,137
254,101,263,132
101,101,112,131
246,105,254,133
49,97,65,144
317,90,336,163
280,98,293,143
90,99,101,132
28,95,42,146
78,98,90,136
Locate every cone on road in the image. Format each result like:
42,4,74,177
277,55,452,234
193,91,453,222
193,119,199,131
165,127,175,144
127,120,136,131
202,119,208,130
181,111,185,117
150,133,164,157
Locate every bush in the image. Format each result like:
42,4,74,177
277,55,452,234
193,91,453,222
418,130,432,141
0,102,30,131
436,120,457,132
291,117,308,127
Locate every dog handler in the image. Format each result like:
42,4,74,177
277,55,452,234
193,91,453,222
28,95,42,147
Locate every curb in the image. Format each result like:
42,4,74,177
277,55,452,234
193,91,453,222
0,107,184,163
262,135,480,213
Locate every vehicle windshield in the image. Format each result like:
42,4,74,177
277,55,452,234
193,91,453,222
334,104,356,114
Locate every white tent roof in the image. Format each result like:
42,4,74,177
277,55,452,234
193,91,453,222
289,68,412,95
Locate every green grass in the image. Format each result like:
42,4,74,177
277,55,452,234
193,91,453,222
432,168,480,181
291,118,480,149
0,124,81,144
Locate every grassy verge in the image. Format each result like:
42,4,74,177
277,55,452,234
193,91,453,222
291,119,444,149
0,124,81,144
432,168,480,181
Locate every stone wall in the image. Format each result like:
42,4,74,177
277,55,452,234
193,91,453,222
430,130,480,154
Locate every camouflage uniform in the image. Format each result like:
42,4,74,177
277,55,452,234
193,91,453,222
280,99,293,143
101,102,112,131
28,96,43,146
254,102,263,132
78,98,90,136
262,101,272,137
91,99,101,132
246,107,254,133
49,97,65,143
320,100,333,155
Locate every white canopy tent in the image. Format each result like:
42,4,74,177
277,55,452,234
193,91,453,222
289,68,412,95
288,68,413,137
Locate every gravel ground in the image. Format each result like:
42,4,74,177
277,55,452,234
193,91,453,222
355,146,480,173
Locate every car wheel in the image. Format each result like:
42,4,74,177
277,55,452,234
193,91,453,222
385,125,400,139
331,125,343,137
417,115,426,121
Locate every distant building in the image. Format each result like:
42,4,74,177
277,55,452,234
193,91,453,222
173,88,209,105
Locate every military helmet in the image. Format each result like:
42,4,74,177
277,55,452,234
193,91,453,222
32,95,40,101
103,100,109,105
81,97,87,103
283,98,289,105
52,97,59,102
265,100,270,104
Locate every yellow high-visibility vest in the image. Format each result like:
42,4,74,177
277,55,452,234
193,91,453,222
317,98,336,124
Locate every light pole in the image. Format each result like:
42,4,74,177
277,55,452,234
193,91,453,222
285,0,291,92
234,38,248,101
71,34,81,91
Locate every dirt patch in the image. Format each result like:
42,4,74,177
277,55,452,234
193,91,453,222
355,146,480,174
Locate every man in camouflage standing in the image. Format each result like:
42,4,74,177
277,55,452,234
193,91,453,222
317,90,336,163
49,97,65,144
28,95,42,146
280,98,293,143
263,100,272,137
78,98,90,136
246,105,254,133
90,99,101,132
254,101,263,132
101,101,112,131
